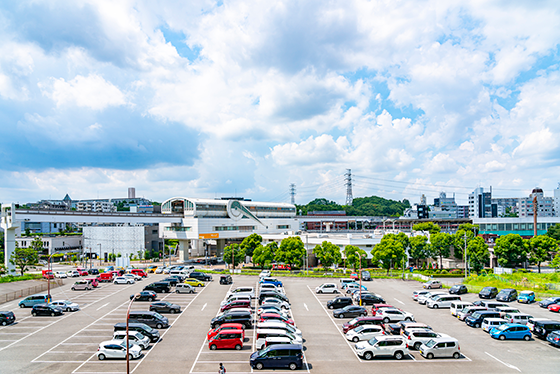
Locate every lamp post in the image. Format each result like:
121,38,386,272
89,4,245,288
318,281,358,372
98,243,102,267
126,293,141,374
46,251,61,303
359,253,366,306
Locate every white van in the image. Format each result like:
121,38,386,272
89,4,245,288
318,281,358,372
255,329,302,349
315,283,339,294
450,302,472,317
504,313,533,325
427,295,461,309
256,321,302,337
418,291,446,305
481,318,507,333
496,306,520,318
419,336,461,359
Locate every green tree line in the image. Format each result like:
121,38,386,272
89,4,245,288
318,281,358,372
296,196,411,217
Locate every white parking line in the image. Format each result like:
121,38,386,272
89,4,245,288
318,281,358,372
393,298,405,305
201,303,207,311
304,303,308,311
485,352,521,372
287,291,310,373
96,303,109,311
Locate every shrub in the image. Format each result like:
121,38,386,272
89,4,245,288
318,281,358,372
440,270,448,274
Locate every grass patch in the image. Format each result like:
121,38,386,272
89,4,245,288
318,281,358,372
463,273,560,299
0,274,43,283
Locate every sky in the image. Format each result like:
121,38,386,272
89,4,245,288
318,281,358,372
1,0,560,207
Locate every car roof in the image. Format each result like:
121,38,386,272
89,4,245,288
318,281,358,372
266,343,302,350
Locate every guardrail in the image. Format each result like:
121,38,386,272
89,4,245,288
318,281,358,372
0,279,64,304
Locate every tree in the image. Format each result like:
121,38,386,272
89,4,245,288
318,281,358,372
430,232,453,269
0,231,4,264
372,238,405,275
224,244,245,268
494,234,528,268
412,222,441,235
529,235,557,273
241,234,262,257
312,241,342,269
409,235,429,266
344,245,367,271
453,228,476,260
551,252,560,272
466,237,490,274
547,223,560,241
275,237,305,268
252,243,275,270
10,245,39,276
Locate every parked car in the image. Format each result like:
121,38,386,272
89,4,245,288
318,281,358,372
255,329,302,349
377,308,414,323
146,266,158,274
496,306,520,318
123,273,141,282
482,318,507,333
72,280,92,291
403,328,446,350
211,310,253,329
345,324,385,342
539,297,560,308
423,280,442,289
355,335,409,360
131,291,157,301
546,330,560,347
228,287,255,299
450,302,473,317
85,278,99,288
128,311,169,329
87,268,100,275
361,270,372,281
130,269,147,278
208,329,244,350
503,313,533,325
97,272,115,282
50,300,79,312
112,331,150,349
42,270,54,279
19,294,49,308
262,298,290,310
479,287,499,299
250,343,303,370
175,284,196,294
419,336,461,359
418,291,446,305
259,277,283,287
184,278,205,287
371,304,396,316
220,275,233,285
208,323,245,340
114,322,160,343
549,304,560,313
256,321,302,337
0,311,16,326
257,305,290,318
496,288,518,302
114,276,134,285
150,301,181,314
354,293,386,306
76,268,89,276
259,313,295,326
517,290,535,304
32,304,64,316
342,316,383,333
490,323,532,340
54,271,68,279
66,270,80,278
221,300,251,313
97,340,142,360
412,290,430,301
457,306,487,321
427,295,461,309
190,272,213,282
144,282,171,293
316,283,339,294
333,305,368,319
531,320,560,339
259,270,271,278
258,292,289,305
449,285,468,295
465,311,501,328
327,297,353,310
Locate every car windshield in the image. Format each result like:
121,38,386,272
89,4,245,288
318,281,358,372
471,312,481,318
258,347,270,357
161,301,171,306
348,318,358,325
119,342,135,348
354,326,365,333
425,339,436,348
367,337,378,346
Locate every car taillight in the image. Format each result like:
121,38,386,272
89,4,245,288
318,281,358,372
407,335,411,339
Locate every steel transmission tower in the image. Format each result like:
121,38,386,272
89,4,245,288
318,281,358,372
290,183,296,205
345,169,353,206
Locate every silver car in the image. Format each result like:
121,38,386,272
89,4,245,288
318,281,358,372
112,331,150,349
50,300,79,312
97,340,142,360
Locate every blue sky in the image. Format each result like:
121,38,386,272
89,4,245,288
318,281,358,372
1,0,560,206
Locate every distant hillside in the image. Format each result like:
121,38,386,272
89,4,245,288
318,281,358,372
296,196,411,217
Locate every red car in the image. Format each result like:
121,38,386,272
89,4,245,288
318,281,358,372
97,272,115,282
42,270,54,279
208,329,244,350
342,316,383,333
272,263,291,271
371,304,394,316
350,273,359,280
259,313,294,326
220,300,251,313
549,304,560,313
207,323,245,340
85,278,99,288
76,268,89,276
130,269,147,278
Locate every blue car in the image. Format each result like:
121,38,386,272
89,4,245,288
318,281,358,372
546,330,560,347
490,323,532,341
259,278,283,287
517,291,535,304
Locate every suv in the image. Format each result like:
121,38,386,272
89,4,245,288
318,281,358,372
114,322,160,343
128,311,169,329
531,320,560,339
403,328,445,350
479,287,499,299
220,275,233,285
377,309,414,323
327,297,353,309
250,343,303,370
0,311,16,326
496,288,518,302
131,291,157,301
316,283,339,294
423,280,442,289
72,280,92,291
465,311,500,328
211,310,253,329
190,272,213,282
144,282,171,293
449,285,468,294
355,335,409,360
354,293,385,305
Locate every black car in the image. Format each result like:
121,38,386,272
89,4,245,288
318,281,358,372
479,287,499,299
144,282,171,293
0,311,16,326
361,270,372,281
259,291,289,305
211,310,252,329
161,277,179,287
327,297,353,309
149,301,181,314
355,294,385,305
32,304,64,317
220,275,233,285
532,320,560,339
131,290,157,301
87,268,100,275
539,297,560,308
128,311,169,329
189,272,213,282
465,311,500,328
333,305,368,318
449,285,468,295
114,322,160,342
496,288,517,302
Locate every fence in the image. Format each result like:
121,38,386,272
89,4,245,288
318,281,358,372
0,279,64,304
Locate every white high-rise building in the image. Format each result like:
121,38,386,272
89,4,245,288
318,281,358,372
518,188,554,218
554,184,560,217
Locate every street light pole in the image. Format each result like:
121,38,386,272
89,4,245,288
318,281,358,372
359,253,366,306
126,293,141,374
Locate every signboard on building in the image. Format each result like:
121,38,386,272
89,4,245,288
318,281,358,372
199,233,219,239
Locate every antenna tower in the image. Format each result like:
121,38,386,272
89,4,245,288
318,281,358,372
345,169,353,206
290,183,296,205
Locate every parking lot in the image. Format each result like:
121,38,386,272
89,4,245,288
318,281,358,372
0,273,558,374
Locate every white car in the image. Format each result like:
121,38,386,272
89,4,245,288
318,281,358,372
54,271,68,279
345,325,385,342
412,290,431,301
257,306,291,318
114,276,134,285
50,300,79,312
66,270,80,278
262,298,290,310
418,291,446,305
402,328,447,350
315,283,339,294
256,321,302,337
155,267,164,274
97,340,142,360
112,331,150,349
227,287,255,299
124,273,141,282
259,270,271,278
355,335,409,360
377,308,414,323
261,284,284,293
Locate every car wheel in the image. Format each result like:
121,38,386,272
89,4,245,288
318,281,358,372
67,308,71,312
394,351,404,360
433,304,439,309
255,362,264,370
427,353,434,359
51,312,55,317
414,342,421,350
352,336,359,342
156,323,163,329
129,354,134,360
71,287,75,291
289,363,297,370
523,335,530,341
328,305,333,309
19,304,24,308
176,290,179,293
318,290,323,294
363,352,373,360
98,354,105,360
453,352,460,359
475,323,481,328
32,312,37,316
1,321,6,326
498,335,506,341
170,309,176,314
235,344,241,350
383,317,390,323
210,344,217,350
339,314,344,318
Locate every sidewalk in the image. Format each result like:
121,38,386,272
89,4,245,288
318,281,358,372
0,279,64,304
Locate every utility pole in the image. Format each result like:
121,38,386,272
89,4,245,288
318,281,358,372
533,193,538,237
290,184,296,205
345,169,353,206
464,231,468,278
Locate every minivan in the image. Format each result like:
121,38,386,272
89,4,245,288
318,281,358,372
531,320,560,339
114,322,160,343
208,330,243,350
496,288,518,302
19,294,49,308
504,313,533,325
466,311,501,328
419,337,461,359
144,282,171,293
128,311,169,329
450,302,472,317
481,318,507,333
479,301,508,311
316,283,339,294
479,287,499,299
257,321,302,337
427,295,461,309
256,329,302,349
327,297,353,309
250,344,304,370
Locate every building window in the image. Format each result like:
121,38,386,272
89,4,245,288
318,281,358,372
527,224,533,230
513,224,518,230
277,225,290,229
